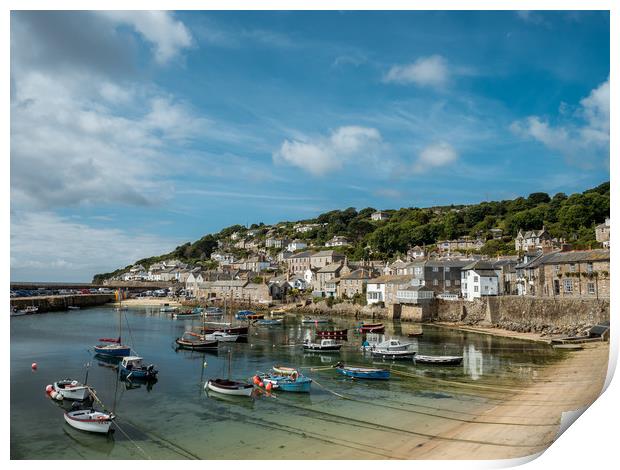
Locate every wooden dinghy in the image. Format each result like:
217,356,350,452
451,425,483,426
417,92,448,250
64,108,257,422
415,355,463,365
175,332,219,351
64,409,114,434
371,349,416,360
205,379,254,396
334,362,390,380
359,323,385,333
51,379,91,401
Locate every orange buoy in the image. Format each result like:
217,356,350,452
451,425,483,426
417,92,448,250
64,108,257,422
258,381,264,388
31,363,37,370
253,375,260,385
266,382,272,391
45,384,53,393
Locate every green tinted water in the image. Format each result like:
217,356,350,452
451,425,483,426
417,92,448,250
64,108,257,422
10,306,565,459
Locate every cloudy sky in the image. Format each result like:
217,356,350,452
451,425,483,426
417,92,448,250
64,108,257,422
10,11,610,282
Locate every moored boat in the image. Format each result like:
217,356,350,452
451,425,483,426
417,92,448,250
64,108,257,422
64,409,114,434
93,339,132,358
235,310,263,320
359,322,385,333
67,306,81,310
272,365,298,376
254,318,283,326
256,371,312,393
172,310,202,319
205,379,254,396
303,338,342,352
415,355,463,365
200,325,249,336
52,379,91,401
375,338,414,351
203,331,239,342
371,349,416,360
119,356,158,380
175,332,219,351
334,362,390,380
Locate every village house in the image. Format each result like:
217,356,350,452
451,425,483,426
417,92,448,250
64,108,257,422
294,223,321,233
286,251,314,274
514,227,555,252
461,261,499,301
406,245,426,260
210,252,236,265
490,228,504,240
395,285,435,305
314,261,351,296
371,211,389,221
265,237,289,249
310,250,345,269
595,218,610,248
325,236,350,248
491,258,519,295
539,249,610,299
277,251,293,263
388,258,409,275
404,259,471,296
303,268,317,288
338,268,375,298
366,275,411,305
239,255,270,272
437,237,485,253
286,240,308,252
514,251,553,296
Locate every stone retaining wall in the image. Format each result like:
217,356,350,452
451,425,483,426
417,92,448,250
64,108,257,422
11,294,116,313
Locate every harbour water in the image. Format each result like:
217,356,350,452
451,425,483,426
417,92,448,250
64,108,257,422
10,306,567,459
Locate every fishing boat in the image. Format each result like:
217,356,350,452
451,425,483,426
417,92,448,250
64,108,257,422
205,379,254,396
51,379,91,401
415,355,463,365
254,318,283,326
235,310,263,320
95,290,133,357
12,305,39,316
119,356,158,380
334,362,390,380
160,303,178,313
201,325,249,336
317,328,348,339
256,370,312,393
172,310,202,320
359,322,385,333
64,409,115,434
375,338,414,351
408,331,423,337
371,349,416,360
303,338,342,352
203,331,239,342
301,316,331,324
175,331,219,351
203,307,223,317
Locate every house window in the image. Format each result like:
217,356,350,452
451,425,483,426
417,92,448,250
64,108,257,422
433,279,439,286
415,267,422,275
588,283,595,295
455,280,460,286
569,264,576,272
474,276,479,283
445,267,450,272
586,263,593,273
563,279,573,294
433,267,439,272
554,265,560,274
474,286,479,293
445,280,451,287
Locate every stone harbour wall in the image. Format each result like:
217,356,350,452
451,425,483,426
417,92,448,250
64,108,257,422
11,294,116,313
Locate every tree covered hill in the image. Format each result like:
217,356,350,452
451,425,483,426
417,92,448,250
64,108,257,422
92,181,610,283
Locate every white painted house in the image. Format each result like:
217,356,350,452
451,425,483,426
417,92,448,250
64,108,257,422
287,240,308,252
461,261,499,301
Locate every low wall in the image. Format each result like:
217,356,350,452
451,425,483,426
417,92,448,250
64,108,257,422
433,296,610,336
298,301,387,320
11,294,116,313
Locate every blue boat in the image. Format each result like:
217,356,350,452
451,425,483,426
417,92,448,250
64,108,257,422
335,363,390,380
93,341,132,357
259,371,312,393
119,356,158,380
235,310,257,320
192,307,204,315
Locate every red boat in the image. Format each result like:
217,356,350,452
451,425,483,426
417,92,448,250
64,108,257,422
359,323,385,333
317,329,348,339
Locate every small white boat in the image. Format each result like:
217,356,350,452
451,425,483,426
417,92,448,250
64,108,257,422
204,332,239,342
64,409,114,434
415,355,463,365
53,379,91,401
160,304,178,313
68,306,81,310
205,379,254,396
375,338,414,351
301,317,330,324
303,338,342,352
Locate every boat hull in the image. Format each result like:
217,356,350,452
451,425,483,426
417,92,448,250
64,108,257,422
53,381,91,401
93,345,131,357
175,338,219,351
206,379,254,396
64,410,114,434
303,345,342,352
336,366,390,380
262,376,312,393
371,350,416,360
415,355,463,365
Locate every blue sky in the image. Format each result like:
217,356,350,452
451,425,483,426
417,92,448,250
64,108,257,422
10,10,610,281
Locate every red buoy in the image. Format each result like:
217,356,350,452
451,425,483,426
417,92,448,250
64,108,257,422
266,382,273,391
31,363,37,370
45,384,53,393
253,375,260,385
258,381,264,388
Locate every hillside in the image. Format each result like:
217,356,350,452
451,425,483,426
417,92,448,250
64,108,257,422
92,181,610,283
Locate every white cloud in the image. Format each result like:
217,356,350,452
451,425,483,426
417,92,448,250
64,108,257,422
413,142,458,173
274,126,382,176
510,79,609,167
99,11,192,64
384,55,449,88
11,212,178,282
